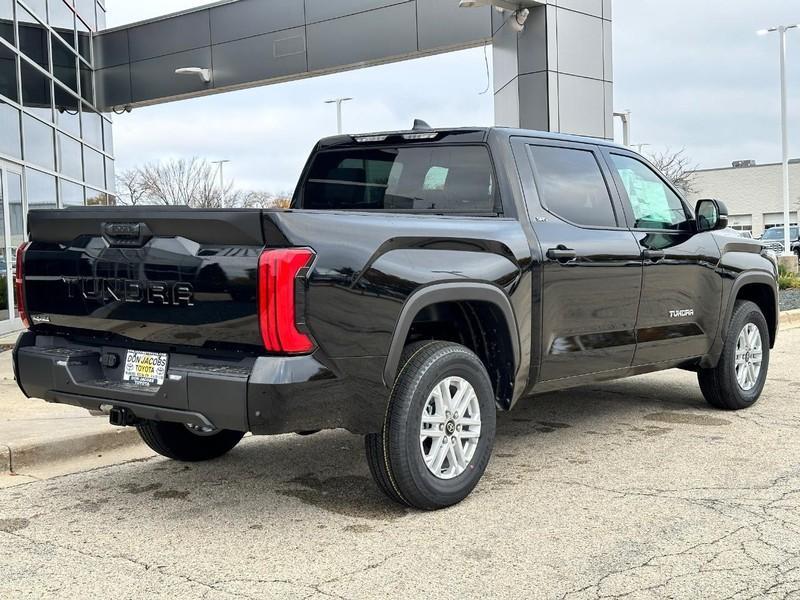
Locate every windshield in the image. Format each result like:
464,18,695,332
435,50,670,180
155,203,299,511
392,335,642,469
299,145,497,212
763,226,799,240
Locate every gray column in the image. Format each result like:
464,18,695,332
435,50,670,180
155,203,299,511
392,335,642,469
493,0,613,138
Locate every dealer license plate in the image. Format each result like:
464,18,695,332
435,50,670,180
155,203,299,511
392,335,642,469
123,351,168,386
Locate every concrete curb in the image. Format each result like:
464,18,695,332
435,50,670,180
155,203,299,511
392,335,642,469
1,427,142,474
780,308,800,330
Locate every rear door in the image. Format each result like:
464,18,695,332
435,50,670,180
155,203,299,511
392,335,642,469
512,138,642,382
601,149,723,364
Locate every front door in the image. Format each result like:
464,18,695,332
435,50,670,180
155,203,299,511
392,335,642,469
512,139,643,383
0,162,26,334
601,149,723,365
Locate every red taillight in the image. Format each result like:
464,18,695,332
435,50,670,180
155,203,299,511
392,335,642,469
257,248,315,354
15,242,30,329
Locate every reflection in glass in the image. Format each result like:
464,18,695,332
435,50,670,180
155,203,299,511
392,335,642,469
0,169,7,319
83,145,104,188
105,157,114,192
21,60,53,121
80,62,93,103
77,18,90,62
23,0,47,23
60,178,84,206
49,0,76,48
86,188,110,206
102,116,113,152
0,43,17,101
22,113,55,169
76,0,95,31
97,5,106,30
82,104,102,148
52,35,78,92
0,0,14,45
0,100,21,158
18,5,48,69
55,84,81,137
26,168,57,209
58,132,82,179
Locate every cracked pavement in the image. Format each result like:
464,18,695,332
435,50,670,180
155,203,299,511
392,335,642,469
0,328,798,599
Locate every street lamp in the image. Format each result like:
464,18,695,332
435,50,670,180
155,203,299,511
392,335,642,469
212,160,231,204
613,110,631,147
324,97,353,134
758,24,799,258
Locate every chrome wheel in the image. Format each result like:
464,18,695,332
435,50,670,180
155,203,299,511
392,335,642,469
419,376,482,480
735,323,763,392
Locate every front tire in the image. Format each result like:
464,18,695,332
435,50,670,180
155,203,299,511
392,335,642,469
365,341,496,510
698,300,770,410
136,421,245,462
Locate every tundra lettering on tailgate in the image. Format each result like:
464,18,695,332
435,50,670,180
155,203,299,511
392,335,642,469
63,277,195,306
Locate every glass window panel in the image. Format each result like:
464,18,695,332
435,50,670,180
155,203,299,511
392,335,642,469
105,156,114,191
60,178,84,206
528,145,617,228
0,171,6,319
49,0,76,48
609,153,690,231
22,113,55,169
0,42,17,102
83,144,103,188
7,170,23,245
0,0,14,45
77,18,90,62
76,0,95,30
0,100,21,158
79,61,92,103
26,168,58,209
18,5,48,68
22,0,47,22
86,188,109,206
97,5,105,30
52,35,78,92
58,132,81,179
81,103,101,147
102,116,112,153
54,83,80,137
20,60,52,121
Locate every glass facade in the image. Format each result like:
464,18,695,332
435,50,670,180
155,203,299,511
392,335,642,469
0,0,114,211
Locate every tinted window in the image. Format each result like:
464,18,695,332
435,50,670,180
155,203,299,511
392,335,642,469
50,0,76,47
83,145,104,188
0,99,21,158
21,60,52,121
58,132,82,179
52,35,78,92
0,42,17,101
303,146,496,212
763,227,800,240
18,6,48,68
610,154,690,230
54,84,81,137
0,0,13,45
60,178,84,206
26,168,58,210
529,145,617,228
22,113,55,169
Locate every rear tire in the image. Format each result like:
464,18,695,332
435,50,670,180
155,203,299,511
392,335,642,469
698,300,770,410
136,421,245,462
365,341,496,510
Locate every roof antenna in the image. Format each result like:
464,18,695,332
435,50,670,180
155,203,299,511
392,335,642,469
412,119,433,130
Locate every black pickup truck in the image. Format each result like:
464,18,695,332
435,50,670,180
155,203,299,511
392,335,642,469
13,127,779,509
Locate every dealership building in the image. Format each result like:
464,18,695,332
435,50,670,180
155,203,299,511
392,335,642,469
689,160,800,237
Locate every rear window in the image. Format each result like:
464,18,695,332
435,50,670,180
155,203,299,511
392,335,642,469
300,145,497,213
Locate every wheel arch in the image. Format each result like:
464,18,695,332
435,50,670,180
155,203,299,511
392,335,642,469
383,283,521,409
725,273,779,348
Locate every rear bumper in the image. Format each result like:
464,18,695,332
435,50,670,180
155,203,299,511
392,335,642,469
13,332,388,435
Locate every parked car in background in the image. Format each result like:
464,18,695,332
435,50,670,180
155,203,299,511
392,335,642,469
760,226,800,258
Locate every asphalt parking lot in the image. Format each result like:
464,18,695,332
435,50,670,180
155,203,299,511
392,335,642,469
1,328,798,600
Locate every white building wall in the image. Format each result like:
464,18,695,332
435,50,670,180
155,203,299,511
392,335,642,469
689,162,800,236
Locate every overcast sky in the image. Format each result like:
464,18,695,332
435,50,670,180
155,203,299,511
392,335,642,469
106,0,800,194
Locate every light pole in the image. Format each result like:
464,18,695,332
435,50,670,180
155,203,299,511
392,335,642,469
613,110,632,147
325,97,353,134
212,160,231,204
758,24,798,258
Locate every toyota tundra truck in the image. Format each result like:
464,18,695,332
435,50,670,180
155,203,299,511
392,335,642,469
13,126,779,510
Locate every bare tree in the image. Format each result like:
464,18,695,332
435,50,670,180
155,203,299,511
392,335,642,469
242,190,293,209
646,148,698,196
116,169,148,206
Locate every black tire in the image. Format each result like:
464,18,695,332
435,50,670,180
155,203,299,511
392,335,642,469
365,341,496,510
136,421,245,462
698,300,770,410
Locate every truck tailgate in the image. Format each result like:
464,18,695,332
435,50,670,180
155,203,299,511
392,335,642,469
24,207,275,351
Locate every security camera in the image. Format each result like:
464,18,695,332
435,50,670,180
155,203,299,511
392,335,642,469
459,0,532,31
175,67,212,84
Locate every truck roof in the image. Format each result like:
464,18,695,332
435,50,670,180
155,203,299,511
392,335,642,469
316,127,628,151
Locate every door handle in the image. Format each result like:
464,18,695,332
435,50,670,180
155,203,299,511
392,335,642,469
643,249,666,262
546,246,577,263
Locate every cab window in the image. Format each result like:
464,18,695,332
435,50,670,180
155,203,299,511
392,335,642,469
609,154,690,230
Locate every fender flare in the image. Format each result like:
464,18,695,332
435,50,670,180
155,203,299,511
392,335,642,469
723,271,779,343
382,282,521,386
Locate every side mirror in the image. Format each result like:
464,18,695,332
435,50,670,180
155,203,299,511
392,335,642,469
696,199,729,232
